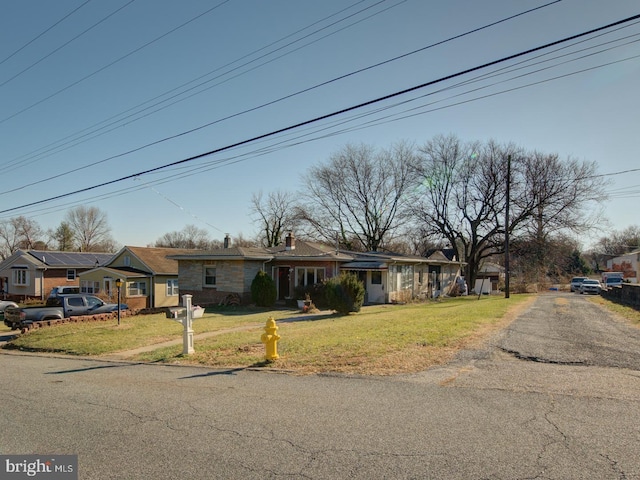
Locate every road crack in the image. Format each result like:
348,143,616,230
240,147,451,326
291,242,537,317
498,347,587,366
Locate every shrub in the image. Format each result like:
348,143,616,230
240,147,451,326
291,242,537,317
294,282,329,309
325,272,365,314
250,271,277,307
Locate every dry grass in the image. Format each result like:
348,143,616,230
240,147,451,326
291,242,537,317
589,296,640,326
135,295,535,375
4,296,536,375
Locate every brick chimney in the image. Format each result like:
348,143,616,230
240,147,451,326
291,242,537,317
285,232,295,250
224,234,231,248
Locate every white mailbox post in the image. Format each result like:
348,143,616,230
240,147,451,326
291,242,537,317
165,294,195,355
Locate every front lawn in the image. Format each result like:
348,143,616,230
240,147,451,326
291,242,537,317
138,296,533,374
4,296,534,374
3,306,299,356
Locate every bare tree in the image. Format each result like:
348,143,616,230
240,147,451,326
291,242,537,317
587,225,640,272
65,206,114,252
410,135,510,286
515,152,607,280
510,234,588,283
297,142,415,251
250,190,298,247
595,225,640,256
154,224,218,249
232,232,258,248
410,134,607,288
0,216,45,259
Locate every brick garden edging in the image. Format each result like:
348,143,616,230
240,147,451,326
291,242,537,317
19,309,139,334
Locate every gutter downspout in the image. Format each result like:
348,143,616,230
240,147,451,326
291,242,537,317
149,274,154,308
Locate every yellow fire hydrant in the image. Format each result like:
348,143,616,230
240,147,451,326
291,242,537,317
261,316,281,361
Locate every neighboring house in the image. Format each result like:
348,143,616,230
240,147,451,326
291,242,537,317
474,262,505,294
0,250,114,301
171,234,349,306
78,246,203,309
605,250,639,283
170,233,464,306
341,249,462,303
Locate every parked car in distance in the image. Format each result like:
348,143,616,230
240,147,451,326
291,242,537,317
604,277,623,289
579,279,602,295
570,277,589,292
48,286,80,299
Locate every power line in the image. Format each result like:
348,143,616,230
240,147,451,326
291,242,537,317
0,0,231,125
0,0,135,88
1,12,638,216
4,27,639,221
0,0,403,171
0,0,92,67
593,168,640,178
0,0,565,188
7,54,640,223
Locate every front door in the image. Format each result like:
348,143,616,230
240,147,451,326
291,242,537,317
104,278,114,301
368,271,385,304
277,267,291,300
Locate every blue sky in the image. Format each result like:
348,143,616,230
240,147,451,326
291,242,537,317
1,0,638,250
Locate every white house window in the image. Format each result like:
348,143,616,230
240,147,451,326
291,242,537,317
204,267,216,287
67,269,76,280
296,267,325,287
390,265,413,291
81,281,100,294
124,256,131,267
128,281,147,296
12,269,29,286
371,271,382,285
167,279,179,296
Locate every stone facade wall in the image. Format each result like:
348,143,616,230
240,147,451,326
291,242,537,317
178,261,204,291
177,259,263,306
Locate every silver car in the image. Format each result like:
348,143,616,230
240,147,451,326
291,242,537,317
570,276,588,292
0,300,19,313
579,279,602,295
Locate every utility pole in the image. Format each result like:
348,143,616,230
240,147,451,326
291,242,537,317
505,155,511,299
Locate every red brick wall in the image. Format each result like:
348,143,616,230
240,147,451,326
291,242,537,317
43,269,77,295
122,296,149,310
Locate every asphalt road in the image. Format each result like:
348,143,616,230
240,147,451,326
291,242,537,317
1,292,639,479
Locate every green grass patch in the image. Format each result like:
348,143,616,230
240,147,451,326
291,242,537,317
136,295,534,374
3,307,296,356
4,296,535,374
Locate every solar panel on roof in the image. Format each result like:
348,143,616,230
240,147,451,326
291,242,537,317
29,251,114,267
